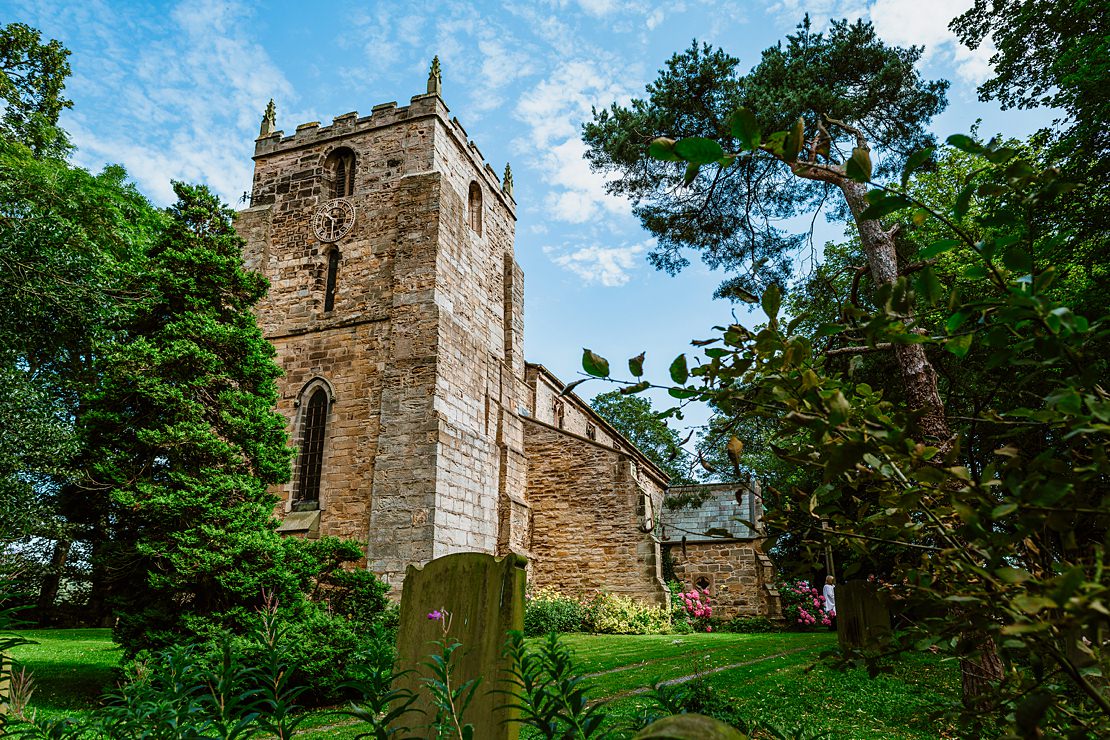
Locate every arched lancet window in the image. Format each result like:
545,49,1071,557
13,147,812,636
323,249,340,312
325,147,357,198
294,387,329,508
467,181,482,235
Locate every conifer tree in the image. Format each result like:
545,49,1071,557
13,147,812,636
84,182,294,650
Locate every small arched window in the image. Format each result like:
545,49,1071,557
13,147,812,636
294,387,329,508
323,249,340,312
325,147,357,198
467,181,482,235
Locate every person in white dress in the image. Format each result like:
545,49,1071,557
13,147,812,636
823,575,836,615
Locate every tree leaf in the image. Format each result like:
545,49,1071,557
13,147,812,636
560,378,590,396
945,333,974,358
647,137,681,162
901,147,934,186
582,348,610,377
674,137,725,165
761,283,782,321
954,182,976,219
845,147,872,182
782,117,804,163
669,354,689,385
916,266,944,305
729,108,761,150
1002,243,1032,273
620,380,651,395
946,133,984,154
726,436,744,468
859,193,914,220
920,238,961,259
1012,595,1056,615
628,352,645,378
683,162,700,186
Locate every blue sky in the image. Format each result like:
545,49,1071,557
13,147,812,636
5,0,1053,436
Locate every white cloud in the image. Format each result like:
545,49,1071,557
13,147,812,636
514,59,633,225
771,0,993,84
646,9,665,30
545,240,651,287
23,0,294,206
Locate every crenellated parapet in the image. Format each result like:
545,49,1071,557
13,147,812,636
251,62,513,216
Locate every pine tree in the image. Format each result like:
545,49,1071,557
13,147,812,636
84,182,294,650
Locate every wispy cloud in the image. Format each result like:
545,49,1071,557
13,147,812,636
18,0,293,205
514,59,633,225
771,0,993,83
544,239,651,286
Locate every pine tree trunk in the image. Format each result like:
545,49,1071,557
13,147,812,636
838,178,950,440
837,176,1005,703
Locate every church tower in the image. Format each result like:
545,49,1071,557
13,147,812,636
237,66,530,588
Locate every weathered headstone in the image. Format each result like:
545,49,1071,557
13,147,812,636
836,580,891,650
395,552,527,739
633,713,748,739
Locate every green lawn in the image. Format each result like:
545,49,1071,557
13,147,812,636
8,629,958,738
8,629,122,721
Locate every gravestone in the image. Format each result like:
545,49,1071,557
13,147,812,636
633,713,748,739
836,580,891,650
395,552,527,739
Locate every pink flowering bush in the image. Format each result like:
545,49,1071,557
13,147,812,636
776,580,832,631
669,582,714,633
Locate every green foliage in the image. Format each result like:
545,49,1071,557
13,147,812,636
525,588,587,637
423,638,478,740
582,593,671,636
589,391,696,484
720,616,778,634
0,23,71,156
0,138,159,613
602,132,1110,735
502,631,613,739
343,662,419,739
83,181,294,652
583,19,947,299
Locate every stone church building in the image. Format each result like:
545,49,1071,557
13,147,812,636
235,65,779,619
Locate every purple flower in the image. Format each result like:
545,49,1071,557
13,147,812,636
427,610,443,620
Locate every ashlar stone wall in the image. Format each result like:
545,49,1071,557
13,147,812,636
523,370,670,606
661,483,780,619
237,93,525,590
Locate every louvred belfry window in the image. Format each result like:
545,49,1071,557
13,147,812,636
295,388,328,505
327,148,357,198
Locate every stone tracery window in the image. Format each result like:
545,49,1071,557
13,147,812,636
325,147,357,198
467,181,482,235
294,385,330,509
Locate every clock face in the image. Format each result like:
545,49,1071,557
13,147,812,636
312,198,356,242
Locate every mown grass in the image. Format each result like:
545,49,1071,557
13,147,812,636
9,628,122,722
9,629,958,738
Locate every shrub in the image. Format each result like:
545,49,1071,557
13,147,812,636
524,587,585,636
777,580,831,631
722,616,779,634
673,587,713,633
582,592,670,635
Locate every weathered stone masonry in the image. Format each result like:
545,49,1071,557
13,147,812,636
235,72,775,617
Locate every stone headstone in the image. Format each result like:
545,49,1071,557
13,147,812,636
633,714,748,739
836,580,891,650
395,552,527,739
